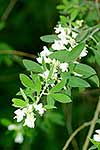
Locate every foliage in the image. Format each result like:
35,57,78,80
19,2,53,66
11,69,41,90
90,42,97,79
0,0,100,150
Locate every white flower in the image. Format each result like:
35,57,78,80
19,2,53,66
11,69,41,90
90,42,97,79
93,130,100,142
73,61,79,64
52,59,60,66
60,63,69,72
37,46,52,64
52,72,58,80
36,57,42,64
14,109,25,122
44,57,52,63
8,124,17,131
58,33,68,45
28,104,33,112
40,46,52,57
34,103,46,116
43,70,49,79
39,70,49,79
72,31,78,39
52,40,66,50
66,27,71,35
54,24,65,34
15,133,24,144
24,113,36,128
73,72,83,77
69,38,76,47
51,83,55,87
23,104,33,114
79,48,88,58
37,56,51,64
76,20,83,27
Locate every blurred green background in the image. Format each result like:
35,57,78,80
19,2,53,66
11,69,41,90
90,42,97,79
0,0,100,150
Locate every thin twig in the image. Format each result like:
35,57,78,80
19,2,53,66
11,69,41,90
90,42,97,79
1,0,17,21
95,0,100,20
62,121,92,150
63,104,79,150
0,50,36,59
82,97,100,150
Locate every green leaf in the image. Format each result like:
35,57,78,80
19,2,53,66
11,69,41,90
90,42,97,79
74,63,96,78
93,42,100,66
23,59,43,73
56,5,65,10
12,98,28,108
51,93,72,103
0,43,13,50
25,88,35,102
60,15,67,25
88,75,99,87
76,24,100,43
49,50,69,63
76,29,89,42
89,145,98,150
68,76,90,87
95,50,100,66
1,119,11,127
70,9,79,21
66,43,85,62
31,74,41,95
17,88,31,102
40,34,58,43
20,88,28,101
44,105,56,109
47,94,55,106
20,74,34,89
50,79,66,93
0,22,5,30
89,138,100,147
48,64,55,79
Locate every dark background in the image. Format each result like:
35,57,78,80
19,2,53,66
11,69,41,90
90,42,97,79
0,0,99,150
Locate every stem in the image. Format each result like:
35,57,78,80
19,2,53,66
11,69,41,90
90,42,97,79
63,104,79,150
90,36,98,44
62,121,92,150
1,0,17,21
36,82,48,103
82,97,100,150
95,0,100,20
0,50,36,59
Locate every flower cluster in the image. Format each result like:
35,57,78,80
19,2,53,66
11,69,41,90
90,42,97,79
36,21,88,83
12,20,88,132
14,103,46,128
8,124,24,144
51,22,88,57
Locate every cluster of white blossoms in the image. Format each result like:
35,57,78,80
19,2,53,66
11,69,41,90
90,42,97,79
12,21,88,132
93,129,100,142
37,46,69,81
37,21,88,80
52,22,88,58
14,103,46,128
8,124,24,144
